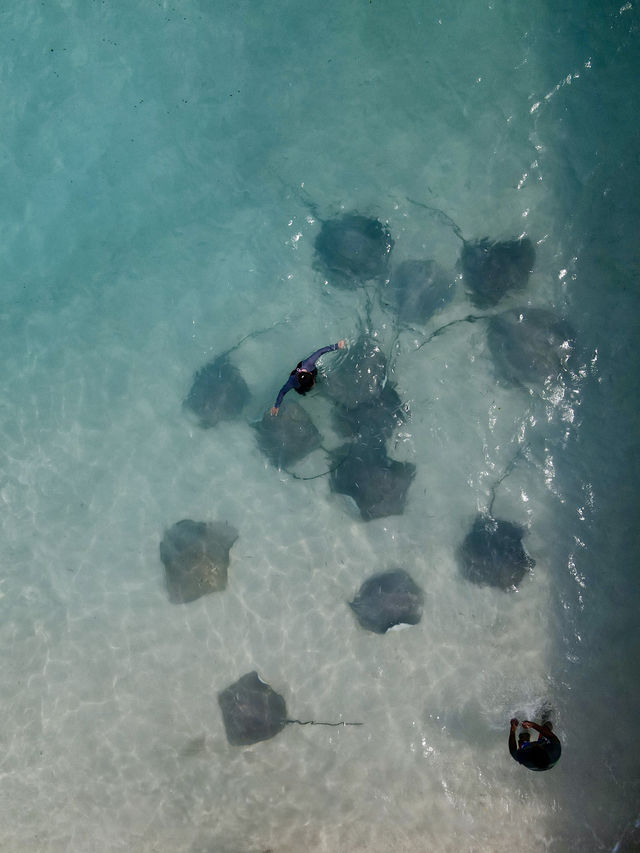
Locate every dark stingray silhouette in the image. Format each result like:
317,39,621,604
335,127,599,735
314,213,393,288
461,238,535,309
325,335,388,410
405,199,535,309
412,305,576,398
459,514,534,591
218,671,362,746
349,569,424,634
253,401,321,469
160,519,238,603
487,307,575,387
387,259,456,324
332,382,407,448
329,442,415,521
183,354,249,428
182,325,286,428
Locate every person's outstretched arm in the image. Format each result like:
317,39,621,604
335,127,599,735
299,339,346,371
509,718,519,758
271,376,296,415
521,721,560,744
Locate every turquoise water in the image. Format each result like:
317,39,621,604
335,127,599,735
1,2,638,851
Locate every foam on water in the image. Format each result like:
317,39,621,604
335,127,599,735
1,2,639,851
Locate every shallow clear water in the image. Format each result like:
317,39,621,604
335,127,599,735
1,2,639,851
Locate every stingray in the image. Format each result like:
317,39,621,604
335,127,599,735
183,325,288,428
314,213,394,288
329,441,415,521
349,569,424,634
183,354,249,428
332,382,407,448
487,307,576,387
183,354,249,427
325,335,388,410
253,401,322,469
404,199,535,309
459,513,534,591
160,519,238,603
460,237,535,309
387,259,456,324
218,671,362,746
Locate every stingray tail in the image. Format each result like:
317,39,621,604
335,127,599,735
416,314,487,350
285,719,364,728
359,289,404,386
273,172,322,220
220,320,289,361
286,444,352,482
406,197,466,242
488,443,532,517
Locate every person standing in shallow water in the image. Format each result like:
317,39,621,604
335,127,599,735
509,718,562,771
270,340,346,415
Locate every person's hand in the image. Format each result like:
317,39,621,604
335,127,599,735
270,407,279,416
337,339,346,349
510,718,519,729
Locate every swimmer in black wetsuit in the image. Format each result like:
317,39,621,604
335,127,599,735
270,340,346,415
509,718,561,771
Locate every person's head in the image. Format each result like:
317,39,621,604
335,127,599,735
518,731,531,747
294,369,316,395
